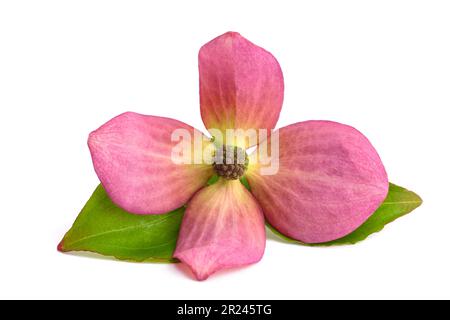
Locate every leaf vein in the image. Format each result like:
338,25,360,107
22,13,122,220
65,214,175,248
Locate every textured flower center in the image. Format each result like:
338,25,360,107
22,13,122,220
213,145,248,180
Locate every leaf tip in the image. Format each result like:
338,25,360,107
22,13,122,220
416,193,424,207
406,187,423,210
57,239,65,252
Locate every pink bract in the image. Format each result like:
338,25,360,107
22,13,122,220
87,32,389,280
247,121,388,244
174,180,265,280
88,112,213,214
199,32,284,140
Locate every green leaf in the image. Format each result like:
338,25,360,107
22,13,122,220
267,183,422,246
58,185,184,262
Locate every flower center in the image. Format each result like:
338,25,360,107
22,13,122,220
213,145,248,180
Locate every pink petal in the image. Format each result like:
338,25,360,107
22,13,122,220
199,32,284,139
88,112,213,214
247,121,389,243
174,179,266,280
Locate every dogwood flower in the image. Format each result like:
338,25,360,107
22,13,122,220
87,32,388,280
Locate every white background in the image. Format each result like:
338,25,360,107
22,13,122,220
1,0,449,299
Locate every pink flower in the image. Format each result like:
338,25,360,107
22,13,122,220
88,32,388,280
